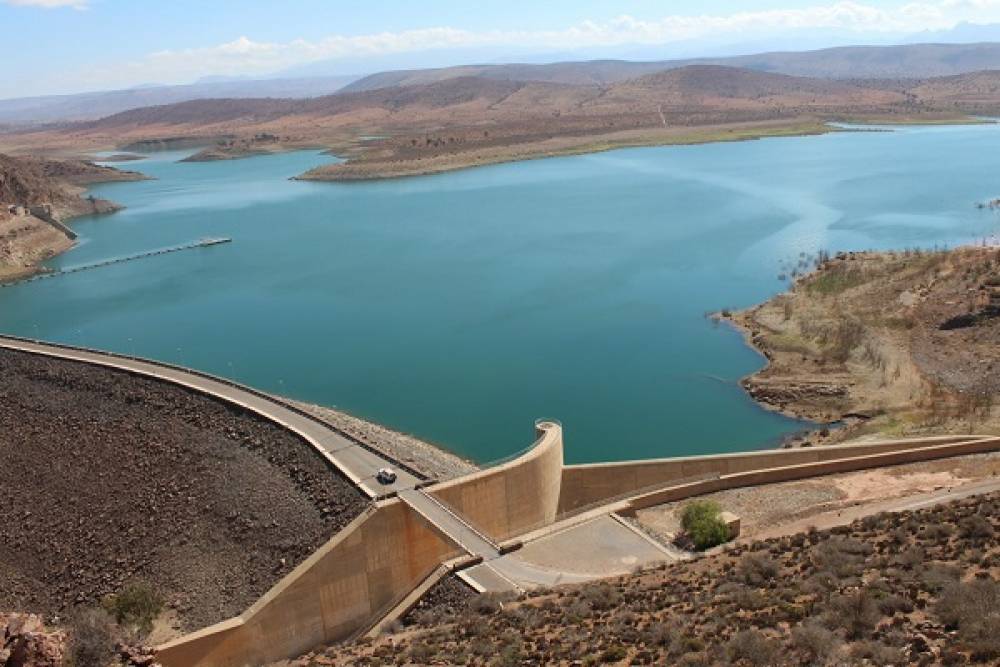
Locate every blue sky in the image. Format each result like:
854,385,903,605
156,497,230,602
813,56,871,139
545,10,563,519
5,0,1000,96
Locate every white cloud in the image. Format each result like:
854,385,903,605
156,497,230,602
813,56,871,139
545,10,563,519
40,0,1000,91
4,0,87,8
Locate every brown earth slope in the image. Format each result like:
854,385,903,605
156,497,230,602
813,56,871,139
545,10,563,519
0,347,366,632
0,154,145,281
4,66,997,181
728,246,1000,444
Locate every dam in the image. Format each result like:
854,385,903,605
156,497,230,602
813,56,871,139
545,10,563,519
3,335,999,666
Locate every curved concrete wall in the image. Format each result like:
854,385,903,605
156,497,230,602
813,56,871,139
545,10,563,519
559,435,988,514
427,421,564,542
620,435,1000,513
156,499,461,667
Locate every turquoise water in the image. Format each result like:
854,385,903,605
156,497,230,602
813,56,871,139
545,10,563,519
2,125,999,464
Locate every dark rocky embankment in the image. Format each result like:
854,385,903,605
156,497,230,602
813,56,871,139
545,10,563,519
0,348,366,631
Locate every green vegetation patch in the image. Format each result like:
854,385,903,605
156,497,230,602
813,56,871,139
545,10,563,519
805,264,869,296
102,581,164,636
680,500,731,551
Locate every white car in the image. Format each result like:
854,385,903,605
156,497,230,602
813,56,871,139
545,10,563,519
376,467,397,485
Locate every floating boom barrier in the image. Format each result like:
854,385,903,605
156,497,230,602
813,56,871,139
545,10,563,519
2,237,232,287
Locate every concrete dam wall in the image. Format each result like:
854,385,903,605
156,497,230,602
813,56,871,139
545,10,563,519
427,420,563,543
156,498,461,667
558,434,994,514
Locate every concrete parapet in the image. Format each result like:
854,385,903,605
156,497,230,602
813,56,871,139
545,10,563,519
558,435,987,514
156,499,461,667
618,435,1000,514
426,421,564,543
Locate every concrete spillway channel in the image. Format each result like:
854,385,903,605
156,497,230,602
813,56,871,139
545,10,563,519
1,237,232,287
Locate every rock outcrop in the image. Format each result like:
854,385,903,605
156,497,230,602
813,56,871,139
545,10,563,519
0,613,65,667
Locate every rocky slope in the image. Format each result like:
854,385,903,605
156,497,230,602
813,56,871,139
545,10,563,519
0,347,366,632
0,154,145,281
0,153,143,216
727,247,1000,444
306,491,1000,665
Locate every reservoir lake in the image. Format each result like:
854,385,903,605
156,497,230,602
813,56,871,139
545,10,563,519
2,124,999,464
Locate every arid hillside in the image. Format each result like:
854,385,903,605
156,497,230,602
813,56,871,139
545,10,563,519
5,65,1000,181
303,490,1000,665
0,348,366,634
342,42,1000,92
0,154,145,281
0,154,142,214
729,246,1000,445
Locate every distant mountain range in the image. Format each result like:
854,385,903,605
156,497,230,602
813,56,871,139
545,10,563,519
342,42,1000,93
6,42,1000,127
0,75,359,125
7,59,1000,181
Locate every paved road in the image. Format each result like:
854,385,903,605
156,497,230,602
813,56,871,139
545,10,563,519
398,489,500,558
0,336,420,497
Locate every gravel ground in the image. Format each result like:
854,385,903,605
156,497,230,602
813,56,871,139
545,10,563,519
636,480,845,544
400,575,477,627
292,401,477,481
635,451,1000,544
0,348,367,632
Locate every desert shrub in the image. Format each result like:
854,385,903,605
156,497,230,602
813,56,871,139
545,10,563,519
680,501,730,551
814,537,870,580
581,583,620,612
494,640,524,666
959,514,995,541
825,588,881,640
566,598,592,623
877,593,914,616
791,621,840,663
894,545,925,570
408,642,437,662
680,500,722,532
725,630,781,666
599,644,628,663
921,522,953,542
67,608,116,667
935,578,1000,659
737,554,779,586
848,640,905,664
101,581,163,637
643,621,677,648
921,563,962,594
470,593,501,615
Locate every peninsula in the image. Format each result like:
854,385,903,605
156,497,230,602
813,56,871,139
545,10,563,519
727,246,1000,445
0,154,146,282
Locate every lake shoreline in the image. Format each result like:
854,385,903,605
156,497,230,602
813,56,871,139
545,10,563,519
6,123,999,463
724,246,1000,446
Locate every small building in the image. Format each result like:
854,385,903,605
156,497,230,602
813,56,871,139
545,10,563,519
719,511,741,541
